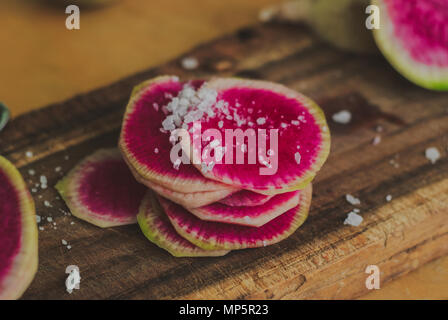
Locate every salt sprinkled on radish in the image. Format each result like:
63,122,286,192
256,117,266,125
332,110,352,124
294,152,301,165
154,148,159,154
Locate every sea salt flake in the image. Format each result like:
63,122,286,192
332,110,352,124
25,151,33,158
344,212,363,227
67,245,72,250
62,240,68,246
218,121,224,129
372,136,381,146
181,56,199,70
256,117,266,125
154,148,159,154
345,194,361,205
44,200,52,207
294,152,301,165
28,169,35,176
47,217,53,222
36,215,41,223
425,147,440,164
40,175,48,189
55,166,62,172
386,194,392,202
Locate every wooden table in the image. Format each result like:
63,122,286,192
1,0,447,299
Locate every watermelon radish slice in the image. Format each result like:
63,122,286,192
159,184,312,250
218,190,273,207
143,179,236,209
137,191,229,257
119,76,235,193
188,78,330,194
189,190,300,227
124,157,237,208
56,149,147,228
0,156,38,300
373,0,448,90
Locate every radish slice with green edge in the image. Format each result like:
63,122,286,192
137,191,230,257
159,184,312,251
56,149,147,228
189,190,301,227
373,0,448,91
0,156,38,300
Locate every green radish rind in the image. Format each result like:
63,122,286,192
163,184,312,251
0,103,9,132
0,156,38,300
372,0,448,91
137,191,230,257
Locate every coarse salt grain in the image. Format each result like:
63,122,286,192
294,152,301,165
386,194,392,202
181,56,199,70
425,147,440,164
344,211,363,227
332,110,352,124
28,169,35,176
345,194,361,205
62,240,68,245
25,151,33,158
256,117,266,125
372,135,381,146
40,175,48,189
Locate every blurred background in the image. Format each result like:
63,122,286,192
1,0,446,299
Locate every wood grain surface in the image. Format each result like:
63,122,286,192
1,23,448,300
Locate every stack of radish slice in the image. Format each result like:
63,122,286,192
58,76,330,257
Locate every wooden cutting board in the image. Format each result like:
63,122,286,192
2,23,447,300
